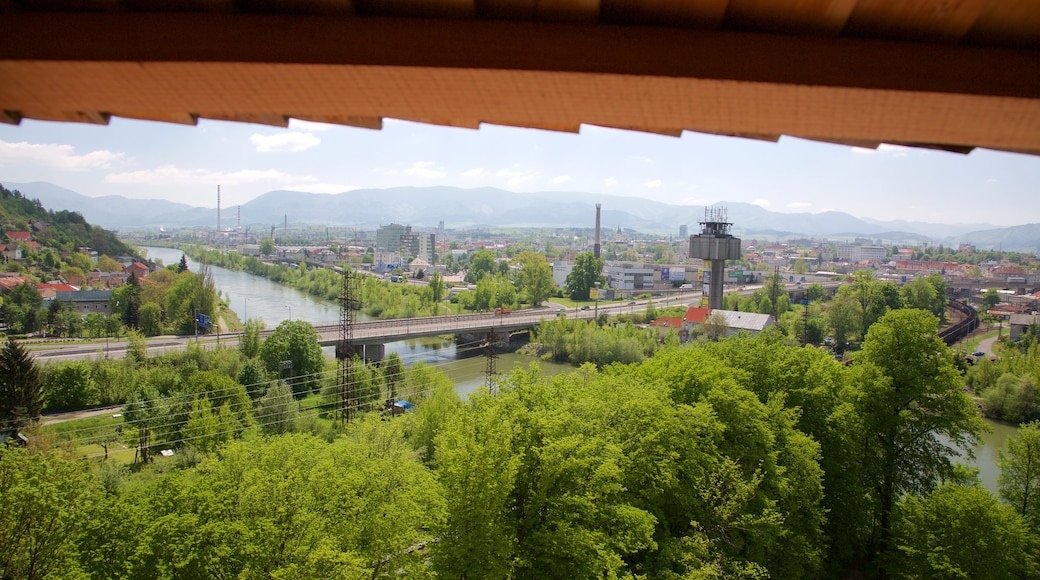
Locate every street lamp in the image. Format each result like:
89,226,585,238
287,305,292,322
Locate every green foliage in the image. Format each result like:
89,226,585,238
852,309,984,570
0,281,42,334
533,316,657,366
0,446,101,580
79,425,445,578
258,320,326,396
0,338,44,429
465,249,497,283
43,361,99,411
138,301,163,336
998,421,1040,531
564,251,604,301
514,250,554,306
239,317,264,359
256,382,298,435
892,484,1035,579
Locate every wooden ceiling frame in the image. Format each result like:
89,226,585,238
2,11,1039,153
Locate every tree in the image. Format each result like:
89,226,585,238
177,253,189,272
805,282,826,303
97,255,123,272
259,237,275,256
0,446,101,580
983,288,1002,310
564,252,604,301
0,338,44,429
239,317,264,359
258,320,325,396
852,309,984,571
892,484,1035,579
138,302,162,336
428,271,445,314
382,352,404,404
702,311,728,341
826,292,862,348
998,421,1040,530
514,250,554,307
465,249,496,283
44,362,99,411
256,382,298,434
0,281,43,334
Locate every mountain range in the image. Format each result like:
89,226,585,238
3,181,1038,253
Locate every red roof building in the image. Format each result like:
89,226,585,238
6,231,31,242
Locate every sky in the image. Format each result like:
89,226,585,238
1,116,1039,227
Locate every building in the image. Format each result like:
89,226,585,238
679,224,688,238
837,244,886,263
401,231,436,264
605,264,655,291
1009,313,1040,341
552,261,573,288
55,290,113,316
375,223,409,254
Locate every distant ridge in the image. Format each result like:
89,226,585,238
5,181,1037,252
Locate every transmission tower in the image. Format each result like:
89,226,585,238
770,265,782,320
336,268,360,425
484,330,498,395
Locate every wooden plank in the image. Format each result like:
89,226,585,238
294,114,383,129
203,113,289,126
237,0,353,15
112,111,199,125
18,110,110,124
0,110,21,124
483,120,581,132
400,117,481,129
844,0,989,44
2,13,1037,100
533,0,600,23
601,0,729,28
593,123,684,137
354,0,474,18
965,0,1040,49
725,0,858,36
476,0,537,19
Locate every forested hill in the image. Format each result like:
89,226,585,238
0,183,135,257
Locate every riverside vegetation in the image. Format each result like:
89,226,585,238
5,308,1040,578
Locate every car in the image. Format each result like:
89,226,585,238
972,351,986,358
558,308,567,314
580,305,590,310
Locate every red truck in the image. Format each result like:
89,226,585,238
494,307,512,315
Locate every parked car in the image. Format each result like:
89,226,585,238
581,305,590,310
972,351,986,358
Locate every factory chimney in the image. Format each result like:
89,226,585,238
594,203,602,259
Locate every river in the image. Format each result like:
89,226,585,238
142,246,574,399
140,247,1017,491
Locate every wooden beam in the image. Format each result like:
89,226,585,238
18,110,110,124
1,13,1038,99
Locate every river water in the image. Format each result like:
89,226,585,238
140,247,1016,491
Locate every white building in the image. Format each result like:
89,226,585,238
552,261,573,287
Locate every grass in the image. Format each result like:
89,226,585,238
957,328,1000,353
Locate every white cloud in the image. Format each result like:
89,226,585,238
551,175,571,184
0,139,124,170
643,179,662,188
462,168,486,178
604,177,618,187
106,165,304,185
987,178,998,183
787,201,812,208
284,183,359,194
752,198,770,207
288,119,335,132
406,161,447,179
851,143,910,156
877,144,910,156
250,132,320,152
495,167,539,186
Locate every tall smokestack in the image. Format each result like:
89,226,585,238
594,203,602,259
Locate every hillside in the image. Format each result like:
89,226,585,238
7,181,1037,251
0,183,136,258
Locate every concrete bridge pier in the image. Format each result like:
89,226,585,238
353,343,385,363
